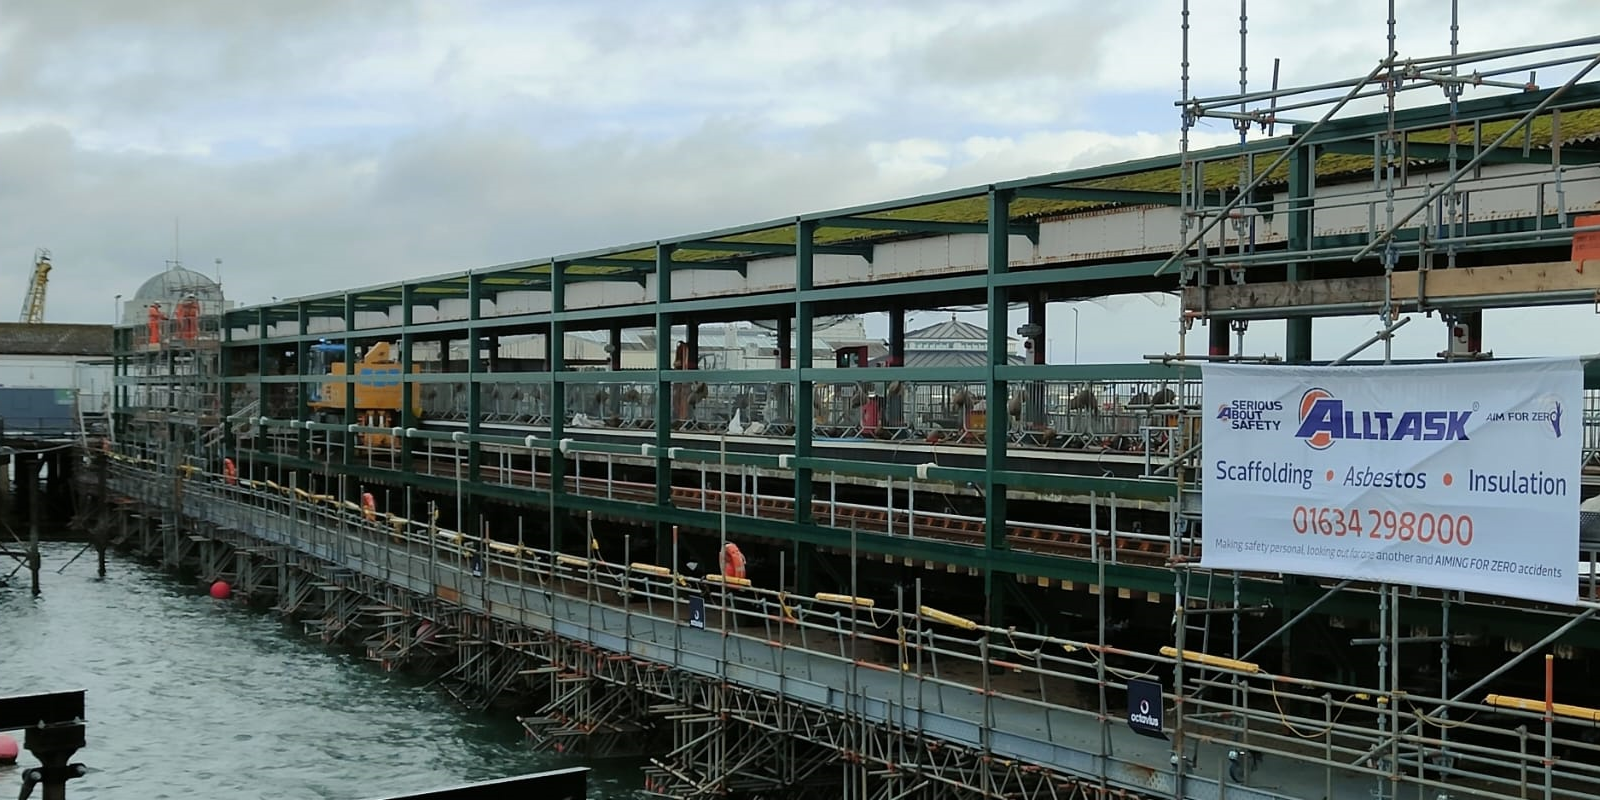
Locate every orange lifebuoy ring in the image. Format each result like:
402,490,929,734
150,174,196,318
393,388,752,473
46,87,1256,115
720,542,747,580
361,491,377,522
222,457,238,486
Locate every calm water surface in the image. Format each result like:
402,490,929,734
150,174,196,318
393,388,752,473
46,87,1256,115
1,541,643,799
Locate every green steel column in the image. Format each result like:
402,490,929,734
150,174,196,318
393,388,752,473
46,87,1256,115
256,308,268,450
985,188,1013,629
399,285,417,470
793,219,817,594
653,244,675,565
296,301,310,460
1286,144,1314,363
1281,143,1317,659
548,260,567,553
342,294,356,467
466,274,483,537
220,317,233,461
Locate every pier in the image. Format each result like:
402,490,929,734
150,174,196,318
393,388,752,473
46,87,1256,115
98,24,1600,800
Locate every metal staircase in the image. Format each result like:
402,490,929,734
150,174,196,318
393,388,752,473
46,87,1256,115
202,398,260,449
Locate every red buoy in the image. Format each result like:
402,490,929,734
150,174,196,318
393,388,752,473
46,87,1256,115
0,733,17,765
209,580,232,600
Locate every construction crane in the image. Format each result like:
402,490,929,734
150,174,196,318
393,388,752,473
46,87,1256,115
19,248,50,324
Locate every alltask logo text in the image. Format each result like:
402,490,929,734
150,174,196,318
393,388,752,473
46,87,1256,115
1293,388,1473,450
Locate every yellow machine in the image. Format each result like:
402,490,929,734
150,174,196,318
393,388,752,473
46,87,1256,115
19,248,50,324
308,341,422,448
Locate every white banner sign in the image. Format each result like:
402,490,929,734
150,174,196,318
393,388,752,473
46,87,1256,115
1201,358,1582,605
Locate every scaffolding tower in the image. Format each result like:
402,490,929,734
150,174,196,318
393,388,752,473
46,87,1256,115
1166,4,1600,800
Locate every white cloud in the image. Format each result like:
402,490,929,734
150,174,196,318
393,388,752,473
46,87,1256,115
0,0,1588,371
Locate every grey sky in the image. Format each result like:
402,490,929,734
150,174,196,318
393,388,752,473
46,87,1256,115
0,0,1590,363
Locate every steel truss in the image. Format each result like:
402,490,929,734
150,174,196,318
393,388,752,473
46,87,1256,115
231,544,281,599
520,643,658,757
437,614,552,711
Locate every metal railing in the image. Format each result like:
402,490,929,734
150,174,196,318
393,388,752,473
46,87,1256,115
105,454,1600,800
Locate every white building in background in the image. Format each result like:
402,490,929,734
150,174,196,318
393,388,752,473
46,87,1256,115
0,356,112,414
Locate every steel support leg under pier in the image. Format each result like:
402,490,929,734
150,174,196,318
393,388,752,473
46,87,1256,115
643,688,840,800
520,644,655,757
274,560,320,617
197,538,235,585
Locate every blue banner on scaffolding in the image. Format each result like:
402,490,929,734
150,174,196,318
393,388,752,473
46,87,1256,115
688,595,705,629
1126,678,1166,739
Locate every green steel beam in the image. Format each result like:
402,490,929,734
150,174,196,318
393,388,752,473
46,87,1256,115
229,258,1179,348
219,83,1600,335
466,275,484,514
217,90,1600,346
399,284,418,466
549,259,567,553
681,240,875,260
1285,145,1314,363
795,219,818,594
342,293,356,468
829,215,1041,242
565,257,654,271
1013,186,1222,206
984,189,1011,630
228,357,1600,393
1320,138,1600,166
255,307,268,446
1306,81,1600,141
654,243,674,564
295,302,311,460
563,272,644,286
220,360,1196,387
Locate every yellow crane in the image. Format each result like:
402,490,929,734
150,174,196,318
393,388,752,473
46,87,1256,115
19,248,50,324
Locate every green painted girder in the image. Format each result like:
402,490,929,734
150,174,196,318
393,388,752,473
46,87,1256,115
243,417,1175,499
1306,81,1600,141
1318,138,1600,166
562,257,653,271
239,449,1600,648
681,240,875,260
828,215,1041,242
564,271,645,286
220,355,1600,397
1309,212,1568,252
220,86,1600,335
220,258,1178,346
1013,186,1225,207
218,360,1190,387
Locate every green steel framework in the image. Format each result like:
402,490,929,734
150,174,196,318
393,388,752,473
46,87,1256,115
110,80,1600,645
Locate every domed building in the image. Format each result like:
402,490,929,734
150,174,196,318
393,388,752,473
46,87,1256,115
120,264,233,325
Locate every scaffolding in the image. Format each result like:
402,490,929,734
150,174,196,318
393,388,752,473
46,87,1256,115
1167,5,1600,800
93,454,1600,800
116,289,229,472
